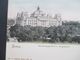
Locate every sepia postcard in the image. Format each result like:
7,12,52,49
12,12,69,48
6,0,80,60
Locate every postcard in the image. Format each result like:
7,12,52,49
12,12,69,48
6,0,80,60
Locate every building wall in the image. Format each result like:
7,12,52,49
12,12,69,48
16,7,62,27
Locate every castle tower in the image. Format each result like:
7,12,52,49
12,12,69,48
37,6,40,11
16,12,24,25
54,14,62,26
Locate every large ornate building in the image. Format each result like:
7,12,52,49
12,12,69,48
16,6,62,27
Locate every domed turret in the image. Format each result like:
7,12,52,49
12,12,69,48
31,6,45,18
37,6,40,11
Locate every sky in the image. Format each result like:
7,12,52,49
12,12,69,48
8,0,80,21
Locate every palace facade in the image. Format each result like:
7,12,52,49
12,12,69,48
16,6,62,27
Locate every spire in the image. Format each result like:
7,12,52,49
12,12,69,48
37,6,40,10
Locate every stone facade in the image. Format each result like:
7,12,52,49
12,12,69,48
16,6,62,27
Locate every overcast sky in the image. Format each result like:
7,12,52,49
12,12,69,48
8,0,80,21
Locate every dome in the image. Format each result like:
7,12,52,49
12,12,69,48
31,6,45,18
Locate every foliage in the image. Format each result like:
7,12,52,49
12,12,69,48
9,21,80,43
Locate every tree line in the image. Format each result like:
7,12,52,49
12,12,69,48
7,21,80,43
